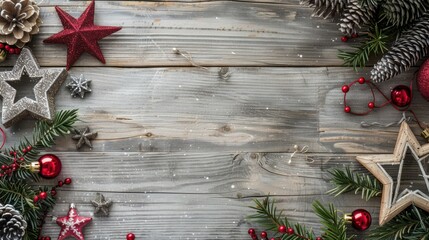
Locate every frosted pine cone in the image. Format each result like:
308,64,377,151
381,0,429,27
0,0,42,47
371,13,429,82
300,0,348,18
338,0,376,36
0,204,27,240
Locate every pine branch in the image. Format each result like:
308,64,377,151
327,167,381,201
248,197,316,240
0,109,78,181
369,206,429,240
312,201,353,240
338,24,390,69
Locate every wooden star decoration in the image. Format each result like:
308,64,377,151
43,0,122,70
56,203,92,240
72,127,97,149
0,48,67,128
91,193,112,216
357,122,429,225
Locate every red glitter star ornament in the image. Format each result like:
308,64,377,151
56,203,92,240
44,0,121,70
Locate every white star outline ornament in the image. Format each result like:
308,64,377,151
357,122,429,225
56,203,92,240
0,48,67,128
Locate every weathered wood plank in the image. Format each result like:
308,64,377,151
36,151,381,238
2,66,423,153
0,1,348,68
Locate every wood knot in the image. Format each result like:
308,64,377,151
219,125,231,132
145,132,153,137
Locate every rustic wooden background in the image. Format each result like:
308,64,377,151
2,0,429,239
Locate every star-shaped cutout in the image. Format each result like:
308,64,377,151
56,203,92,240
43,0,122,70
66,74,92,98
72,127,97,149
357,122,429,225
0,48,67,128
91,193,112,216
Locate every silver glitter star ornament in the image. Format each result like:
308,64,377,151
0,48,67,128
66,74,92,98
91,193,112,216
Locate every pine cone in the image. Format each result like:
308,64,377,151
371,13,429,83
300,0,349,18
381,0,429,27
0,204,27,240
338,0,377,36
0,0,42,48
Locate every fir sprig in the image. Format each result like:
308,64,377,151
327,167,381,201
248,197,316,240
312,201,352,240
338,24,390,70
369,206,429,240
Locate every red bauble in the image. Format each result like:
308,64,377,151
344,106,351,113
349,209,372,231
126,233,135,240
417,59,429,101
261,231,267,238
368,102,375,109
248,228,255,235
358,77,365,84
38,154,62,179
391,85,412,107
278,225,286,233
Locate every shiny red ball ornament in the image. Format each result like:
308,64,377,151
368,102,375,109
38,154,62,179
278,225,286,233
358,77,365,84
345,209,372,231
126,233,135,240
341,36,348,42
344,106,351,113
417,59,429,101
391,85,412,107
342,85,349,93
261,231,267,238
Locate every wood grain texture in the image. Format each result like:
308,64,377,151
38,151,381,239
3,0,349,68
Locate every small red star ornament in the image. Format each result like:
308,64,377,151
44,0,121,70
56,203,92,240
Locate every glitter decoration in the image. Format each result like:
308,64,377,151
0,48,67,128
72,127,97,149
66,74,92,98
43,0,122,70
90,193,112,216
56,203,92,240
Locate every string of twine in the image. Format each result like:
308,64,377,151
172,48,231,80
360,112,411,128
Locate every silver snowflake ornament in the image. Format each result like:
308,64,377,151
66,74,92,98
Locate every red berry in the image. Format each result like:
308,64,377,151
248,228,256,235
19,157,24,161
358,77,365,84
261,231,267,238
39,191,47,199
126,233,135,240
1,165,7,170
64,178,72,185
342,85,349,93
58,181,64,187
341,36,348,42
51,189,57,196
270,239,276,240
8,48,14,54
22,148,27,153
286,227,294,235
316,237,323,240
5,45,10,50
344,106,351,113
278,225,286,233
0,43,4,49
368,102,375,109
27,146,32,151
33,195,39,203
351,33,358,38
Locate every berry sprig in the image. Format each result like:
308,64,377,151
248,226,323,240
33,177,72,203
0,145,32,177
0,43,21,55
